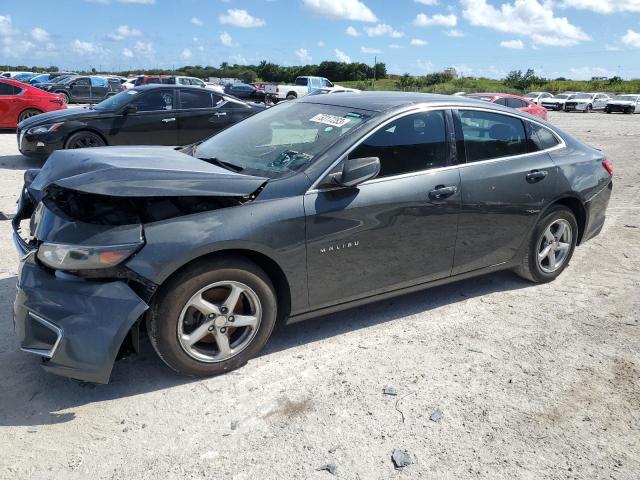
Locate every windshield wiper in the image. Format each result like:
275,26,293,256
197,156,244,173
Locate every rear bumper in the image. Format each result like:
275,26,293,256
14,254,148,383
582,180,613,244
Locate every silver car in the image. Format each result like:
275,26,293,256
564,92,611,112
605,94,640,114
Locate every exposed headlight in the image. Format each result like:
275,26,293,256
27,123,64,135
37,242,142,271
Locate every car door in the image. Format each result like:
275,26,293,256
110,89,179,145
305,109,461,308
594,94,609,110
90,77,108,102
176,89,231,145
69,77,91,102
0,82,23,127
451,108,560,275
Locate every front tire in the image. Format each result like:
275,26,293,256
148,257,278,377
585,104,592,113
65,131,106,149
515,205,578,283
286,92,297,101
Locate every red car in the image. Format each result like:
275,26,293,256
467,93,548,120
0,78,66,128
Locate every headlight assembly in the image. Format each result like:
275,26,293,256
27,123,64,135
37,242,142,271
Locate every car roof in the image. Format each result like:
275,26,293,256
299,91,512,112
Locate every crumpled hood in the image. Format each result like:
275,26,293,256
30,146,267,198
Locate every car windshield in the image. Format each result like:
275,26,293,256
554,94,571,99
195,101,372,178
614,95,638,101
94,89,139,111
573,93,592,100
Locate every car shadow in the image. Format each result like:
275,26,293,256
0,153,44,171
0,270,530,427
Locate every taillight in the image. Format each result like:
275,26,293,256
602,159,613,176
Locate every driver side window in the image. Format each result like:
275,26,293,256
131,90,174,112
348,111,448,178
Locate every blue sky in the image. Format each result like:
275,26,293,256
1,0,640,79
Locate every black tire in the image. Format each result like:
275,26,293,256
605,108,611,114
18,108,42,123
65,131,106,149
514,205,578,283
585,104,592,113
286,92,297,100
148,257,278,377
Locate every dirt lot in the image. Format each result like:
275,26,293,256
0,112,638,480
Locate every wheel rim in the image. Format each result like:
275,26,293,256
537,219,572,274
20,110,40,121
70,135,102,149
177,281,262,363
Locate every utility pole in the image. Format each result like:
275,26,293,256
373,55,377,85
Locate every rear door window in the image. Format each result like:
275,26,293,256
180,89,214,109
132,90,174,112
0,83,22,95
525,121,560,152
349,110,449,178
459,110,527,162
507,98,528,109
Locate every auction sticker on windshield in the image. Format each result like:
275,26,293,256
310,113,351,128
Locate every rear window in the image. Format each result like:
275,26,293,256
294,77,308,86
526,122,560,152
0,82,23,95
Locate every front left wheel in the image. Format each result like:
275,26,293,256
65,131,106,149
148,257,278,377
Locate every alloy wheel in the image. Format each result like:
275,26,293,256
536,219,572,273
69,135,102,148
177,281,262,363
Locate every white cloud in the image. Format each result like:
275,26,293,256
220,31,236,46
346,26,360,36
622,29,640,48
229,54,248,65
414,13,457,27
415,0,438,4
219,9,266,28
445,29,464,37
361,46,382,53
30,27,49,42
134,40,154,56
0,15,18,36
388,44,404,49
181,48,192,60
365,23,404,38
461,0,589,46
411,38,428,45
72,39,98,55
566,66,612,80
334,48,352,62
295,48,312,63
191,17,203,26
560,0,640,13
107,25,142,41
303,0,377,22
122,47,133,58
500,39,524,49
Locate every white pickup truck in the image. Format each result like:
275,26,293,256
264,76,341,101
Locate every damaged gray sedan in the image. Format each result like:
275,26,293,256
12,93,613,383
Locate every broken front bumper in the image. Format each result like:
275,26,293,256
14,253,148,383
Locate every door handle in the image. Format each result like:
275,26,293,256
428,185,457,201
526,170,548,183
162,117,176,123
214,111,227,117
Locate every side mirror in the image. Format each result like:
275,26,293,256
330,156,380,188
123,105,137,115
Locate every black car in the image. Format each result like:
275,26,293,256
35,75,121,104
17,85,266,158
12,92,612,383
224,82,265,101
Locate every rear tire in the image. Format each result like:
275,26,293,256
65,131,106,149
18,109,42,123
286,92,297,101
585,104,592,113
148,257,278,377
56,92,69,104
515,205,578,283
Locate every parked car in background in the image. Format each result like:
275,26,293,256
11,92,612,383
37,76,122,104
540,93,577,111
264,76,341,101
0,78,66,128
1,71,34,78
122,78,137,89
29,72,77,86
17,84,265,157
564,92,611,112
306,87,360,96
224,82,266,102
205,82,225,94
605,94,640,114
467,93,548,120
13,73,38,83
134,75,172,86
524,92,553,104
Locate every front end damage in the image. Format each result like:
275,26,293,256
12,147,267,383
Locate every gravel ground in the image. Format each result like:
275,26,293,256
0,111,638,480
